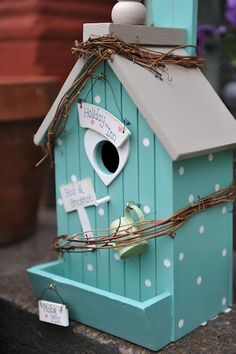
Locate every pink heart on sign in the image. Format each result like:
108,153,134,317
91,119,95,125
118,126,123,132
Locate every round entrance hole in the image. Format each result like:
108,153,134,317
98,141,119,173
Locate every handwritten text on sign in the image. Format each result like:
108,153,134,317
60,178,96,212
38,300,69,327
78,103,130,148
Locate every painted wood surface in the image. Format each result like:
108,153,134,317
52,59,234,350
35,45,236,161
109,54,236,161
29,1,235,349
54,61,174,301
83,23,186,45
28,261,172,351
172,150,234,340
148,0,198,53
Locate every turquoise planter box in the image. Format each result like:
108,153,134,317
28,261,172,351
28,2,236,351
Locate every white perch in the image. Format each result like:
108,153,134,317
95,196,110,206
77,195,110,239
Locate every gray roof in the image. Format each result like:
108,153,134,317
34,50,236,161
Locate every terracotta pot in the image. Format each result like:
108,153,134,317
0,0,116,80
0,0,116,244
0,77,60,245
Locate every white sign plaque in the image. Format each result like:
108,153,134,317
78,103,130,148
38,300,69,327
60,178,96,213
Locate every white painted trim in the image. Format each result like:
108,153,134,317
34,43,236,161
84,129,130,186
108,51,236,160
78,103,131,148
34,59,85,146
77,207,94,239
83,23,186,46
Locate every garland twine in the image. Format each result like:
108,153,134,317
52,183,236,254
34,36,233,255
36,35,205,167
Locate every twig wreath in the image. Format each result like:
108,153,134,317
37,36,205,167
52,183,236,254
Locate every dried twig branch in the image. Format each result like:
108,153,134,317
37,36,204,166
52,183,236,254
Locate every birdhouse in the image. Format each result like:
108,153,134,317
28,1,236,351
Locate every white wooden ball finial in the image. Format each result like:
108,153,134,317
112,0,147,25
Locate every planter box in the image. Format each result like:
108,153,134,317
0,76,59,244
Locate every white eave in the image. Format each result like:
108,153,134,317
34,24,236,161
109,52,236,160
33,58,85,146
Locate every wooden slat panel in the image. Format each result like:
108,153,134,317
64,104,83,282
92,63,111,291
77,81,97,287
106,64,125,296
138,113,156,301
55,121,70,278
149,0,198,52
122,88,140,300
172,150,233,339
155,139,174,295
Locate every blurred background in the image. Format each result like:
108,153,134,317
0,0,235,246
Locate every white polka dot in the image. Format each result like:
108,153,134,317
222,297,227,306
178,319,184,328
71,175,77,182
95,95,101,104
179,166,185,176
145,279,152,287
163,258,172,268
222,248,227,257
143,205,151,214
56,138,62,146
188,194,194,203
179,252,184,262
201,321,207,326
199,225,205,234
114,253,120,261
143,138,150,147
98,208,105,216
57,198,63,206
222,206,227,214
87,264,94,272
208,153,214,162
196,276,203,285
215,183,220,192
224,308,232,314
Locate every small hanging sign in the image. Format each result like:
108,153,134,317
38,300,69,327
78,103,130,148
60,178,97,212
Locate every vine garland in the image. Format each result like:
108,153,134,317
52,183,236,254
37,36,205,167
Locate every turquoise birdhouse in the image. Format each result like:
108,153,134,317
28,0,236,351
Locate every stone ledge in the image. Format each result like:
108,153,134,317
0,208,235,353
